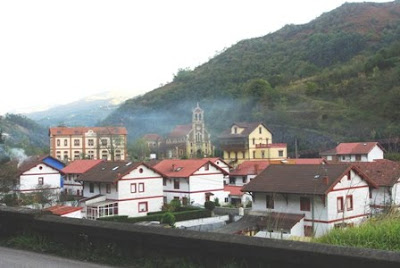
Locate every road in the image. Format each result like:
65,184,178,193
0,246,114,268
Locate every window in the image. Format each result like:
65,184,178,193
163,178,167,186
174,179,180,189
38,177,44,185
74,151,80,160
347,170,351,181
242,176,246,184
88,139,94,146
346,195,353,211
252,151,256,159
115,150,121,161
355,155,361,161
102,150,108,160
139,168,143,173
89,183,94,193
64,139,68,146
224,197,229,203
259,127,262,134
63,151,68,161
300,197,311,211
234,127,237,134
266,195,274,209
341,155,346,161
130,183,137,193
138,202,148,212
261,150,265,159
106,184,111,194
56,151,61,159
138,183,145,192
57,139,60,146
278,150,283,157
74,139,80,146
77,189,80,196
337,197,344,212
101,139,108,146
229,177,236,185
252,138,255,145
369,187,373,199
88,150,94,159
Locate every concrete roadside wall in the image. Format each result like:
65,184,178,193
1,207,400,268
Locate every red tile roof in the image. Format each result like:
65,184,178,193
143,133,162,141
45,205,82,216
49,126,127,136
224,185,244,196
290,158,326,164
167,124,192,138
231,161,270,176
355,160,400,187
153,159,228,178
320,142,383,156
62,160,103,174
242,164,377,195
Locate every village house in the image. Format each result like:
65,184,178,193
152,159,228,206
242,164,378,238
61,159,103,196
219,122,287,165
142,133,162,158
355,159,400,212
320,142,384,162
17,156,65,199
225,159,326,206
78,161,164,220
163,104,213,159
49,126,128,162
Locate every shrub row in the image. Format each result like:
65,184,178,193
99,209,211,224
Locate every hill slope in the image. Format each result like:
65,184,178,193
102,1,400,154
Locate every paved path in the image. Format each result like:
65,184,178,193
0,246,114,268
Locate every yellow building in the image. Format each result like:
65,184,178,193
164,104,213,159
219,122,287,164
49,126,128,162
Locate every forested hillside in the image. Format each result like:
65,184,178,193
0,114,48,157
102,1,400,154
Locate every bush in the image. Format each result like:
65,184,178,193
214,198,220,207
204,201,215,211
160,212,175,226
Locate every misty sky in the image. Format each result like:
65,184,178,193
0,0,392,115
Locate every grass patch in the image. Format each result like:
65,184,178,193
313,212,400,252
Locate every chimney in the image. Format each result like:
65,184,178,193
172,164,175,171
254,164,259,174
323,176,329,185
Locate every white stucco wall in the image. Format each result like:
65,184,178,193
19,164,61,193
368,145,384,161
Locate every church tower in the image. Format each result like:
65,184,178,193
190,103,212,157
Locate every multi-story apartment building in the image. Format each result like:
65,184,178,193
219,122,287,165
49,127,128,162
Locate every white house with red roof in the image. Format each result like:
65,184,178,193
320,142,384,162
153,159,229,206
62,159,103,196
78,161,164,219
17,156,65,199
242,164,378,237
355,159,400,212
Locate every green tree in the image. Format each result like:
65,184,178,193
128,138,150,161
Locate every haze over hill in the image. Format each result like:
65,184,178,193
101,1,400,155
26,90,134,127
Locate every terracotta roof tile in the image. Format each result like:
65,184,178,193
49,126,127,136
231,161,270,176
153,159,227,178
224,185,244,196
167,124,192,138
45,205,82,216
355,160,400,187
62,160,103,174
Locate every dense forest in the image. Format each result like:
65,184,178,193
102,1,400,155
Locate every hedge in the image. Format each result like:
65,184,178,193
99,209,211,223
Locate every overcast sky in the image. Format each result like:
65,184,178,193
0,0,392,115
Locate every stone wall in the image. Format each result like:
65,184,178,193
1,207,400,268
